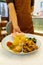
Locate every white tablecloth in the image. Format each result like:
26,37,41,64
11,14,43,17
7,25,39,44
0,34,43,65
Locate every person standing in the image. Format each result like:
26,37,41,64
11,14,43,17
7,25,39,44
6,0,34,34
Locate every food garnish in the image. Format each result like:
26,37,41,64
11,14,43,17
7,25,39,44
7,34,38,54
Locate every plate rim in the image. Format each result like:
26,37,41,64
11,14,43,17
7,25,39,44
1,34,41,55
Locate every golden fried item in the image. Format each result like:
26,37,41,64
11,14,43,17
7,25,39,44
12,45,22,53
13,34,26,46
23,39,38,53
7,34,38,54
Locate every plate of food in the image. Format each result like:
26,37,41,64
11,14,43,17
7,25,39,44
1,33,41,55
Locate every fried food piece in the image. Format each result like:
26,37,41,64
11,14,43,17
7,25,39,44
28,40,35,46
23,45,32,53
31,45,38,50
23,49,28,53
13,45,22,53
23,39,38,53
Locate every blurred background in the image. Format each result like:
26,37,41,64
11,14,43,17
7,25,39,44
0,0,43,41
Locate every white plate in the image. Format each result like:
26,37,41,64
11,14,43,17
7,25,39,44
1,34,41,55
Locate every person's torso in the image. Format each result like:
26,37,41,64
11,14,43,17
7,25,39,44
14,0,31,14
13,0,33,31
9,0,33,33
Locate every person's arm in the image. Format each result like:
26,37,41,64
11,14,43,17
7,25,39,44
31,0,34,13
6,0,21,33
8,3,18,28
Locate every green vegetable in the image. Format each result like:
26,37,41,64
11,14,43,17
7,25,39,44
32,38,37,43
26,37,37,43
